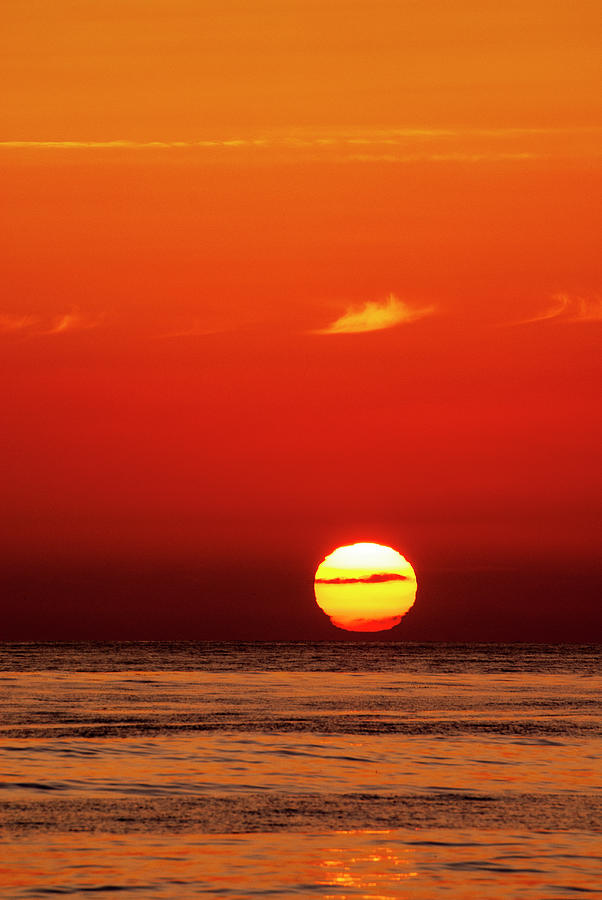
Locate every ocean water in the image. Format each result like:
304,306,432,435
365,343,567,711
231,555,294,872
0,642,600,898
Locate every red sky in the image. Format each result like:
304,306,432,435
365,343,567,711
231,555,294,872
1,1,600,639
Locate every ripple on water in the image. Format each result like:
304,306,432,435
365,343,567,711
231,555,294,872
1,830,600,899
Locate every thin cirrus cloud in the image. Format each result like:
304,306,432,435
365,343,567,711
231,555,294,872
0,314,39,333
0,309,102,336
158,320,226,339
3,126,600,167
42,309,103,335
0,139,539,164
312,294,436,335
511,293,602,325
0,127,598,152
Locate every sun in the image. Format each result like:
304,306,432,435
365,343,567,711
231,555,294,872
314,542,417,632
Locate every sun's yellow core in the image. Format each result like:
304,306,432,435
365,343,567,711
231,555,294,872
314,542,417,632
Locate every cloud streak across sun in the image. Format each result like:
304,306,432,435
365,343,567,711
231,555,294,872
315,572,410,584
313,294,435,335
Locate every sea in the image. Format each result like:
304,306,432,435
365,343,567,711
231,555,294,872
0,642,600,898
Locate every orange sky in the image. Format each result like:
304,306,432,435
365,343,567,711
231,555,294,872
1,1,600,638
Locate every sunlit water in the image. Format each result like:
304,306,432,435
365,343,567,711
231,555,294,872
0,643,600,898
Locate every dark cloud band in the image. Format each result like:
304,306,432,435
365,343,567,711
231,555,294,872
315,572,410,585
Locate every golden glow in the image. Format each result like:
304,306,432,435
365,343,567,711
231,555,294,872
314,542,417,632
313,293,435,335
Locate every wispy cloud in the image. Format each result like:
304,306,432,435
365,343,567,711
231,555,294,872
312,294,436,335
1,127,599,148
341,152,538,163
157,319,226,339
511,293,602,325
0,140,270,150
2,126,599,162
42,309,103,335
0,313,39,333
0,309,103,336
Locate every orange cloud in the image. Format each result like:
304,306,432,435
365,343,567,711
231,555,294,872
512,293,602,325
0,314,39,333
158,319,225,339
0,309,104,336
1,126,597,157
312,294,435,335
43,309,103,335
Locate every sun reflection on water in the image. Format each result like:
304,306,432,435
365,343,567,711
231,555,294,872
317,830,418,896
1,828,601,898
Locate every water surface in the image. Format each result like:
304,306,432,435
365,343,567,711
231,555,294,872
1,642,600,897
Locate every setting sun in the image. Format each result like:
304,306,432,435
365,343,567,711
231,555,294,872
1,0,599,896
314,542,417,632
